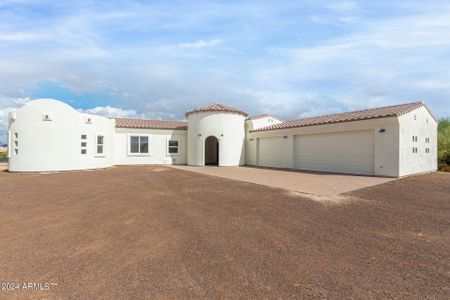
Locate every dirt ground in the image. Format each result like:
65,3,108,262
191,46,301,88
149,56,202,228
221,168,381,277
0,166,449,299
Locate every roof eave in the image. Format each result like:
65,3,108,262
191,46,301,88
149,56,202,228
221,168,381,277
115,126,187,130
250,114,399,132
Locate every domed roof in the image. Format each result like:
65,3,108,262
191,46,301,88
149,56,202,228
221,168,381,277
185,103,248,117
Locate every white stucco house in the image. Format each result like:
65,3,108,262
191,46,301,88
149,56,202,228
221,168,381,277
7,99,437,177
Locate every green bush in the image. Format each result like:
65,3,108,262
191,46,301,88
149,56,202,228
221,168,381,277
0,151,7,161
438,118,450,165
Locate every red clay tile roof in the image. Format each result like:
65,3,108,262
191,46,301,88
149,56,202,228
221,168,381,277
185,103,248,117
252,101,435,132
246,113,283,121
115,118,187,130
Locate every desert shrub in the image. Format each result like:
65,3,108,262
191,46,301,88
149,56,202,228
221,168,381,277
438,164,450,172
438,118,450,165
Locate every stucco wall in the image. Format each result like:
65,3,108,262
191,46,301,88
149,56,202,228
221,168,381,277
247,117,400,177
187,112,246,166
245,116,283,166
114,128,187,165
398,107,438,176
8,99,115,172
8,99,437,176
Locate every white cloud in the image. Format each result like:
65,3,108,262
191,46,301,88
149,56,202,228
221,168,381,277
165,39,223,50
0,32,36,41
233,88,342,119
327,1,358,12
257,6,450,114
0,0,450,127
78,106,139,118
415,80,450,90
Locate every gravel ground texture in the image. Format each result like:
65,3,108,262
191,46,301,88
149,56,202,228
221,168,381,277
170,165,394,196
0,166,449,299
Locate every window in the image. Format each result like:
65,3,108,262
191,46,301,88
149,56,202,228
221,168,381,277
81,134,87,155
412,136,418,142
168,139,179,154
425,137,430,143
96,135,104,154
425,148,430,153
129,136,149,154
414,115,416,120
13,132,19,155
412,147,418,153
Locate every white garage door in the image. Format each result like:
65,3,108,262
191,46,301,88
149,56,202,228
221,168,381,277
294,130,374,175
258,137,282,168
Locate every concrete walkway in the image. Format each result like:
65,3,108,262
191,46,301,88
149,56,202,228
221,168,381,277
170,165,394,197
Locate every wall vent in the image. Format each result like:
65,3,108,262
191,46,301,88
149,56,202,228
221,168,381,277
42,113,52,121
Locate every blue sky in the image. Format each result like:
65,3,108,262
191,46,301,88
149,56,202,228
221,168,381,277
1,0,450,143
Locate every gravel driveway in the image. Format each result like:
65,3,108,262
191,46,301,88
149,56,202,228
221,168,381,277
0,166,449,299
171,165,394,196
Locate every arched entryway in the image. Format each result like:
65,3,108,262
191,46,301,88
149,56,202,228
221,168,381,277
204,136,219,166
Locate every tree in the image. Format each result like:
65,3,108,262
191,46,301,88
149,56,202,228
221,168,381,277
438,118,450,165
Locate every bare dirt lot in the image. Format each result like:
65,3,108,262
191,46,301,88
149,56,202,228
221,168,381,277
0,166,449,299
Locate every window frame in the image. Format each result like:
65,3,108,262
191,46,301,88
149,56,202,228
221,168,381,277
80,134,87,155
95,134,105,157
167,139,180,156
127,134,150,156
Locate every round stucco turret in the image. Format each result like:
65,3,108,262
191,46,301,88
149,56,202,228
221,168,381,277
186,103,247,166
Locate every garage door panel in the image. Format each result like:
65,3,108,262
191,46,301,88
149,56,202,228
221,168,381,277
295,130,374,175
258,137,281,168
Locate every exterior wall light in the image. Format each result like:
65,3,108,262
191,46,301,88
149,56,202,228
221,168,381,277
379,128,386,133
249,138,255,141
283,135,288,139
220,134,224,137
197,134,202,137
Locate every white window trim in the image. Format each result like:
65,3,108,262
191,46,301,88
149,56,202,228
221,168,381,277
166,138,180,156
127,134,150,156
95,134,106,158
